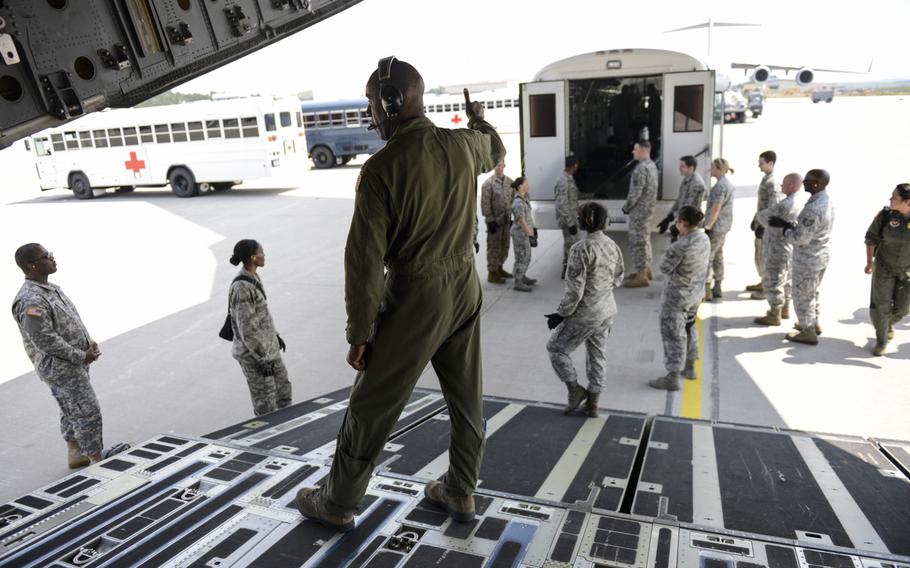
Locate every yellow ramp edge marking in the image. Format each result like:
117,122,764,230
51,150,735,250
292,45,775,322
681,313,705,419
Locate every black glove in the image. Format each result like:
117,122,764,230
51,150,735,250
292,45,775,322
767,216,788,228
533,228,538,239
277,334,286,352
704,227,714,237
621,205,630,215
568,225,578,236
486,221,499,234
473,241,480,254
657,213,674,234
529,235,538,247
545,313,565,330
750,219,758,232
669,223,680,242
754,226,765,240
259,360,275,376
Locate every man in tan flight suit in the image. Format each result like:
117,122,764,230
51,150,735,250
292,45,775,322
295,57,505,531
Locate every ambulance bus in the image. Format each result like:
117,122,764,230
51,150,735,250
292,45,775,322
300,98,384,169
29,96,306,198
520,49,722,229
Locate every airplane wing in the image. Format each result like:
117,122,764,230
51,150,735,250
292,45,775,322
0,0,363,149
730,62,870,74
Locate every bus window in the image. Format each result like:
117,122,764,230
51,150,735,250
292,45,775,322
317,112,330,127
279,111,292,127
529,94,556,137
187,121,204,141
444,104,452,112
504,100,512,108
93,129,108,148
241,117,258,138
139,125,154,143
223,118,240,139
360,110,371,127
64,131,79,150
296,112,303,128
107,128,123,147
673,84,704,132
155,124,171,143
205,120,221,139
495,100,503,109
345,110,360,127
123,127,138,146
35,138,51,156
79,131,93,148
303,113,316,128
171,123,187,142
264,113,276,132
330,112,344,127
513,99,519,107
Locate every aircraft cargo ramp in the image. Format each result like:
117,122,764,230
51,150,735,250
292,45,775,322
1,388,908,567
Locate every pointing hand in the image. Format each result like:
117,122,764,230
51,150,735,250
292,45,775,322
464,89,484,121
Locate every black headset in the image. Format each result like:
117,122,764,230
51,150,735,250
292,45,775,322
377,56,403,118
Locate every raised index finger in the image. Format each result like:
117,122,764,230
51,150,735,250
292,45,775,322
463,88,472,105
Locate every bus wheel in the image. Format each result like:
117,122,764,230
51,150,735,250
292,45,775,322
312,146,335,169
169,166,199,198
212,182,234,191
70,172,94,200
341,156,353,165
115,186,135,193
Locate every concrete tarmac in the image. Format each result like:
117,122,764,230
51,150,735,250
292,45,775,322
0,96,908,503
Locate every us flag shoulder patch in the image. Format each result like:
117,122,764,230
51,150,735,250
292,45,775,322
26,306,45,317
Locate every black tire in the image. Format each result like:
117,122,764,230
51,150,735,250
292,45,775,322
169,166,198,198
813,100,820,104
737,112,746,123
115,186,135,193
311,146,335,169
825,99,833,103
212,182,235,191
341,156,353,165
70,172,94,200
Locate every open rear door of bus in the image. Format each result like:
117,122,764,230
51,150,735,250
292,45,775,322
660,71,715,203
520,80,568,229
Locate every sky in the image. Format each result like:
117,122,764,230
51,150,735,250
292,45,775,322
175,0,909,99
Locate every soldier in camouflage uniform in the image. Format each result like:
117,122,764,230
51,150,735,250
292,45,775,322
511,177,538,292
864,183,910,356
747,151,780,299
704,158,736,300
228,239,292,417
622,140,659,288
657,155,706,238
753,173,801,326
546,203,624,417
650,206,711,391
12,244,128,468
481,160,514,283
555,154,581,279
769,169,835,345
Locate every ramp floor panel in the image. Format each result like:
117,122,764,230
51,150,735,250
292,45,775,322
1,393,908,567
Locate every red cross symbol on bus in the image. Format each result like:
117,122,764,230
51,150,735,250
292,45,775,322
124,151,146,175
451,114,463,124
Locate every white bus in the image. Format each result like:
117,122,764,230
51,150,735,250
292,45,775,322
520,49,719,229
424,87,521,134
29,96,306,198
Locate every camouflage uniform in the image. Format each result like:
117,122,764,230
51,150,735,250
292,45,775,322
865,208,910,344
659,231,711,373
12,280,103,457
753,172,780,279
547,232,624,394
481,173,514,272
624,159,659,272
706,175,735,286
555,172,580,270
757,193,797,310
511,193,534,284
785,190,834,329
230,270,292,416
670,172,707,217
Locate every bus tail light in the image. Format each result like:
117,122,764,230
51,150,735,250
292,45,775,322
268,135,277,142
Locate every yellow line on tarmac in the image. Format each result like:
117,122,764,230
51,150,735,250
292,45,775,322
681,312,705,419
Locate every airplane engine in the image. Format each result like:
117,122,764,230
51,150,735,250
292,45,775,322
751,65,771,83
795,67,815,87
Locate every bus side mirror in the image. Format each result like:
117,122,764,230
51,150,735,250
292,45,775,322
23,139,31,151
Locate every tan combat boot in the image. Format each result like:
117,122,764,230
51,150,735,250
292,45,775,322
584,391,600,418
295,487,355,531
712,281,723,299
487,271,505,284
564,382,587,415
496,267,513,279
623,272,649,288
873,342,887,356
648,373,680,391
704,283,713,303
750,290,766,300
683,360,697,379
754,308,782,326
786,326,819,345
793,321,822,335
781,301,790,319
67,441,89,469
424,480,475,522
745,282,763,292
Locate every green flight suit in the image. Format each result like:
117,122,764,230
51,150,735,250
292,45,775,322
325,115,506,515
866,208,910,344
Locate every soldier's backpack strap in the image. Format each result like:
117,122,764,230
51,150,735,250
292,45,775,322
219,275,267,341
233,274,266,300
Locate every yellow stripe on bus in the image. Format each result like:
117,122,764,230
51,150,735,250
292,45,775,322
681,313,705,419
